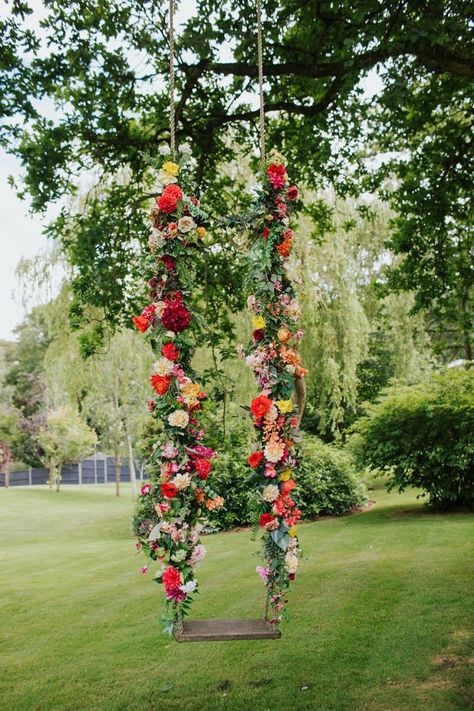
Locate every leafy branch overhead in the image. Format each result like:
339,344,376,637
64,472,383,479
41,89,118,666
1,0,472,354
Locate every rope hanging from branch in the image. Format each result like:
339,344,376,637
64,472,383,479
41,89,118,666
168,0,176,158
256,0,266,168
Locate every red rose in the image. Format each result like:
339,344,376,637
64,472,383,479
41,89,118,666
161,342,179,361
288,572,296,581
160,255,176,271
287,185,298,201
150,374,171,395
259,513,276,527
162,565,181,591
161,303,191,332
253,329,265,342
262,227,270,240
267,163,287,189
157,184,183,214
250,394,272,419
132,315,150,333
161,482,178,499
194,458,212,480
248,450,264,468
140,483,152,495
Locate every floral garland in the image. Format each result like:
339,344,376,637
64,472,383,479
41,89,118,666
242,151,307,627
132,146,223,634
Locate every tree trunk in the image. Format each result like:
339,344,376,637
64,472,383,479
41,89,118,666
4,458,10,489
114,450,121,497
56,464,62,492
463,329,472,365
126,432,137,498
48,461,55,490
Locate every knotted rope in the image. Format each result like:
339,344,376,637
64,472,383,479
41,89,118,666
169,0,176,158
256,0,266,169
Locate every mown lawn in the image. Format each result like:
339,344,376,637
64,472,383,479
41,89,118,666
0,484,472,711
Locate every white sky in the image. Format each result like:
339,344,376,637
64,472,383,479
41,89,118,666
0,1,382,342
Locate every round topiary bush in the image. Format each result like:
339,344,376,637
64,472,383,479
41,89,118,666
351,368,474,510
296,436,367,518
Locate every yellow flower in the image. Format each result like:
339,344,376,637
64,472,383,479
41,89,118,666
265,213,274,222
279,468,292,481
267,148,286,165
162,161,179,176
252,314,266,330
288,525,298,537
276,399,293,414
197,226,206,238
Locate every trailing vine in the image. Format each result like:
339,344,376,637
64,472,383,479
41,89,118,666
242,150,307,627
132,146,223,634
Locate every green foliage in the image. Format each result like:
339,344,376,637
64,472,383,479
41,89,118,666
1,0,472,355
351,368,474,510
296,438,367,517
37,406,97,490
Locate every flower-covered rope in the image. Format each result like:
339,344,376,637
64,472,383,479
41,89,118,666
242,150,307,628
132,146,223,634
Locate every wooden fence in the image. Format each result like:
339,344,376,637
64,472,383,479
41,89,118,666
0,457,144,487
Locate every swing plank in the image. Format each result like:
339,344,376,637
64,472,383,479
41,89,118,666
173,619,281,643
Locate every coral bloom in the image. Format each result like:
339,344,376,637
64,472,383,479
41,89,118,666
250,394,272,419
247,450,264,468
132,315,150,333
160,482,178,499
158,184,183,213
277,239,293,258
281,479,296,495
150,374,171,395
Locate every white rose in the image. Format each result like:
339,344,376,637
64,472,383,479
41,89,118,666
178,143,192,155
158,142,170,155
285,552,299,574
158,171,178,186
178,216,196,233
180,580,197,594
168,410,189,429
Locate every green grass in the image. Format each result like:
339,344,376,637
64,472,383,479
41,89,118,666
0,485,473,711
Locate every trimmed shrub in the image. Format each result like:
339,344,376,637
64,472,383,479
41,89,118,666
351,368,474,510
296,437,367,517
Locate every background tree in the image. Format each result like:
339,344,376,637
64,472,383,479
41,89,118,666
37,406,97,491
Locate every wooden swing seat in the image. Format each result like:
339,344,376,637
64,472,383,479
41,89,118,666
173,618,281,643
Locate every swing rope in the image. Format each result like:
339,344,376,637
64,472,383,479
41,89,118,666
256,0,266,170
257,0,272,623
168,0,176,159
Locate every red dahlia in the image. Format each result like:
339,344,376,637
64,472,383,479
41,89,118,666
150,374,171,395
161,342,180,361
161,303,191,332
162,565,181,591
194,458,212,480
